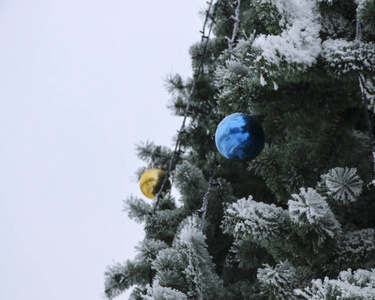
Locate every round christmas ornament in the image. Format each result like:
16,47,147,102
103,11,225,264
140,168,170,199
215,113,265,162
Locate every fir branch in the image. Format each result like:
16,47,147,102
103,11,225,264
295,268,375,299
225,0,241,52
199,151,218,231
153,0,218,214
123,196,152,224
355,13,375,185
223,196,288,242
104,260,150,299
288,188,342,245
178,216,224,300
319,167,363,204
257,261,312,300
358,0,375,35
143,280,188,300
333,229,375,271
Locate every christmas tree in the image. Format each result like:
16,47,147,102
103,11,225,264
104,0,375,299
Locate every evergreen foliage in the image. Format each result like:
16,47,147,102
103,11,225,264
105,0,375,299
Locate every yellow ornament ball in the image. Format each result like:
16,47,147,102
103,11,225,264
139,168,170,200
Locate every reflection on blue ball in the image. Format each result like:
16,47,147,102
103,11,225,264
215,113,265,162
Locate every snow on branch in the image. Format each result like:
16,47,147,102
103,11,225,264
252,0,321,68
226,0,241,52
178,216,224,299
319,167,363,205
123,195,152,224
152,248,185,291
288,188,342,243
295,268,375,299
322,39,375,74
257,261,301,299
223,196,288,242
143,280,188,300
135,238,169,263
333,229,375,270
104,260,150,299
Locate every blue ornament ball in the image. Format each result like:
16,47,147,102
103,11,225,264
215,113,265,162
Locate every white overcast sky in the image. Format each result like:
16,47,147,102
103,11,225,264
0,1,204,299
